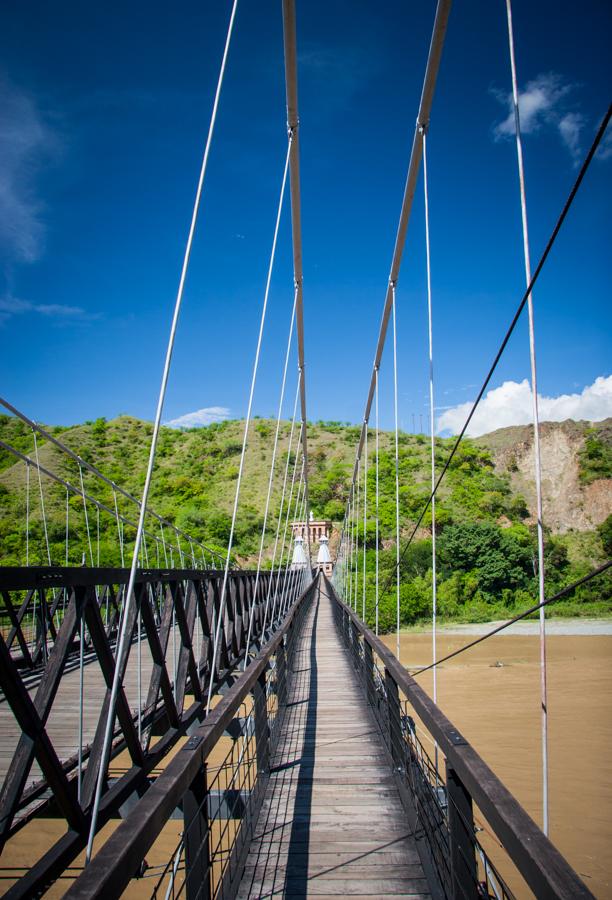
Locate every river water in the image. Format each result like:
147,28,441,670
380,628,612,898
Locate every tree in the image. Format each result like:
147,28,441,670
323,499,345,521
401,540,432,578
206,511,232,545
544,538,569,572
400,580,430,623
439,523,532,598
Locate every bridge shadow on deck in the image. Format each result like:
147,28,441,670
237,585,319,898
236,577,430,899
282,578,319,896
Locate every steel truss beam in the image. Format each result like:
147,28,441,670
0,565,294,898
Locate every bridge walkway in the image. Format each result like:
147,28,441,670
236,577,430,899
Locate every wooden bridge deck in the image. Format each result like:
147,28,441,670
236,577,430,899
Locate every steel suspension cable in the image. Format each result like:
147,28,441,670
410,561,611,678
113,488,125,567
270,460,303,626
63,488,69,623
79,465,94,567
351,493,356,609
284,460,307,604
243,289,297,664
159,521,169,568
340,0,451,524
281,475,307,618
0,438,188,567
284,465,307,611
375,368,380,637
0,397,226,567
77,464,89,805
265,442,304,633
282,0,312,565
65,487,69,566
258,380,302,642
505,0,548,835
96,506,100,567
422,130,439,730
376,103,612,605
206,134,293,713
343,500,348,604
392,287,401,662
347,495,353,609
86,0,240,859
332,0,452,610
278,467,306,618
25,461,30,567
362,426,368,621
32,431,51,565
354,459,361,612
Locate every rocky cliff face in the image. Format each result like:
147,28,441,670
478,419,612,533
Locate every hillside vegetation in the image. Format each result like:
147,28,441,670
0,414,610,630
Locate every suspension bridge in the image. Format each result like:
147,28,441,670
1,0,610,897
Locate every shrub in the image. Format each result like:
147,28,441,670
597,514,612,557
579,427,612,483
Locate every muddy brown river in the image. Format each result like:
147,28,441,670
2,627,610,897
380,629,612,898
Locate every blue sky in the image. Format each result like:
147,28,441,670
1,0,610,435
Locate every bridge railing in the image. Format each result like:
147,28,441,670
0,566,267,677
60,575,316,899
0,565,305,899
327,577,593,900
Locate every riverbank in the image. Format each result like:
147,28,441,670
400,616,612,636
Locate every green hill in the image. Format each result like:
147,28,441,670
0,414,610,629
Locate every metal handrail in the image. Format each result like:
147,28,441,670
326,577,593,900
63,574,316,899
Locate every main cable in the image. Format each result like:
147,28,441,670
376,103,612,607
340,0,452,524
282,0,312,561
392,287,401,662
243,288,297,664
260,384,302,639
206,133,293,713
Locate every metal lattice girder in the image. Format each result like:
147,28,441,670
0,565,293,895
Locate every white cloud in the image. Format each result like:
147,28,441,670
436,376,612,437
0,80,59,264
0,294,98,325
492,73,584,163
165,407,231,429
558,111,586,160
595,120,612,161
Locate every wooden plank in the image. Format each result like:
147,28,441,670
240,878,429,896
247,839,420,854
244,860,423,890
235,579,429,898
